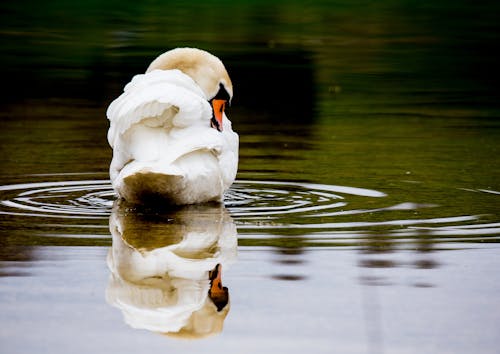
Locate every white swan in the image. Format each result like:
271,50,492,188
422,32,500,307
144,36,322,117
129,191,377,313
107,48,238,205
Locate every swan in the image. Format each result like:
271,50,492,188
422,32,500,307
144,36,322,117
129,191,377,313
107,48,238,205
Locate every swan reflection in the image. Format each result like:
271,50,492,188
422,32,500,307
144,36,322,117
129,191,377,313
106,201,237,338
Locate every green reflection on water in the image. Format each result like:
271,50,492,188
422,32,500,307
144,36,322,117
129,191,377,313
0,0,499,254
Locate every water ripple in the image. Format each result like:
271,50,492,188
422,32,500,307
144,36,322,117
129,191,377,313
0,180,113,219
0,179,387,220
0,177,498,247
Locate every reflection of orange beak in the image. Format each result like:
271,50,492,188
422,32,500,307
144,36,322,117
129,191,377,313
208,264,229,311
209,264,225,298
211,99,226,132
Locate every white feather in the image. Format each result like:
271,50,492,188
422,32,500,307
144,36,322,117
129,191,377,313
107,69,238,205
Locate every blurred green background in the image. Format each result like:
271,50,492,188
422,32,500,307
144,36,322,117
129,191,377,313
1,0,499,181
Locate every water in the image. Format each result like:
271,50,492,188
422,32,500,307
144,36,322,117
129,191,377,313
1,1,500,353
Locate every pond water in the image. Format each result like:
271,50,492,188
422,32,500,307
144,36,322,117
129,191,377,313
1,1,500,353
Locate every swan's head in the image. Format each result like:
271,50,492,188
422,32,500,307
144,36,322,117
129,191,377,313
146,47,233,132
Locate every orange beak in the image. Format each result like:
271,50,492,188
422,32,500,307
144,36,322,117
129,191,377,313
211,99,226,132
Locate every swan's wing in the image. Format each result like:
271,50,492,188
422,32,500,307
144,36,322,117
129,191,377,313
218,116,239,188
107,69,211,147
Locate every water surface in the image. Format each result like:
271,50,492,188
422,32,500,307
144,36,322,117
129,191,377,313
1,1,500,353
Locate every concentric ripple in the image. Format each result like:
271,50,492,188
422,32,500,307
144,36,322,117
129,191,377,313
0,180,114,219
0,179,386,220
0,177,498,247
225,180,386,217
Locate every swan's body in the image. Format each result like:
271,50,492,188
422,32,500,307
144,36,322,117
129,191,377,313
107,48,238,205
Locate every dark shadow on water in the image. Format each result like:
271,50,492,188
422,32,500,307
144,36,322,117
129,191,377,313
0,244,36,277
1,45,317,130
224,47,316,124
271,274,307,281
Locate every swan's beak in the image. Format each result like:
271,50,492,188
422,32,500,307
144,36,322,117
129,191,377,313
211,99,226,132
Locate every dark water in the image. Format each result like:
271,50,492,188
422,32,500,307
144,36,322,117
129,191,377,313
1,1,500,353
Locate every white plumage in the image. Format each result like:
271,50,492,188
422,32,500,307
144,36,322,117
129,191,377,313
106,48,238,205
